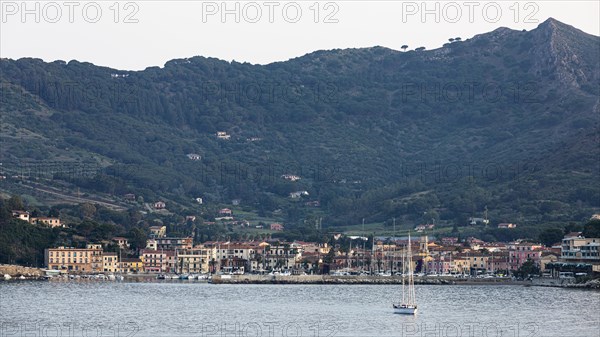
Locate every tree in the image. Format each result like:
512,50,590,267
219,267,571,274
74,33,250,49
448,38,455,42
415,47,426,51
128,227,148,252
422,209,439,224
401,45,408,52
514,259,540,279
7,196,24,210
564,222,582,234
79,203,96,219
538,228,564,247
324,246,335,264
582,219,600,238
48,207,60,217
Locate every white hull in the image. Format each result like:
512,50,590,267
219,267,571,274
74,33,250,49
394,305,417,315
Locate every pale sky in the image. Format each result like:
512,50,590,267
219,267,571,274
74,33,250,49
1,1,598,70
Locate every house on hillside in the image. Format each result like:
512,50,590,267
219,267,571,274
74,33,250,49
112,237,130,249
219,208,232,216
281,174,301,181
498,223,517,229
123,193,136,201
187,153,201,160
154,201,166,209
149,225,167,238
415,224,434,232
289,191,309,198
270,223,284,231
469,217,490,225
216,131,231,140
12,210,30,222
31,217,63,228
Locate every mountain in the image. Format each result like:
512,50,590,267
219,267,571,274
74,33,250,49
1,18,599,234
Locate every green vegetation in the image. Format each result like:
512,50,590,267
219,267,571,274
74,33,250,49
583,220,600,238
0,19,598,245
514,259,541,279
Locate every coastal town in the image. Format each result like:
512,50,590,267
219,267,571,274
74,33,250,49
5,208,599,286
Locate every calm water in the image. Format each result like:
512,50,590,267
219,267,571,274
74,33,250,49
0,281,598,337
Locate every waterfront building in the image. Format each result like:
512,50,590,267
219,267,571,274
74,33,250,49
141,249,176,273
176,247,214,274
45,244,103,273
560,232,600,273
450,256,470,274
102,252,118,273
508,242,543,270
119,258,143,273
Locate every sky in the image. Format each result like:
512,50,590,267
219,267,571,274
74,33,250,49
1,0,599,70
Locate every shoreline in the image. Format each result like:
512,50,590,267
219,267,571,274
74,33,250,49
2,264,598,289
208,274,531,286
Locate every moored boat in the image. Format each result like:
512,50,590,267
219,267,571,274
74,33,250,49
393,233,418,315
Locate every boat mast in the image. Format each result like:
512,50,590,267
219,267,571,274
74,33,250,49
392,218,396,274
401,242,406,305
408,233,415,306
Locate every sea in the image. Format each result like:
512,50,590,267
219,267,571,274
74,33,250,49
0,281,598,337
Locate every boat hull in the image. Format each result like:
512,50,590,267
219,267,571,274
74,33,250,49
393,305,417,315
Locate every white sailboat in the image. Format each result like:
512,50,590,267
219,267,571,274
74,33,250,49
394,234,417,315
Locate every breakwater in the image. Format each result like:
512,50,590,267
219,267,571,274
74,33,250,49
0,264,44,280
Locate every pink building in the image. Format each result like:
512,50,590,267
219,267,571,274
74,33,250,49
509,242,543,270
487,253,510,273
426,256,451,274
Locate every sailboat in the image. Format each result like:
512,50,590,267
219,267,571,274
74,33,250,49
393,234,417,315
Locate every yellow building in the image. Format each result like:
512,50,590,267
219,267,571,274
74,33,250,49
176,248,213,274
88,244,103,272
119,258,143,273
540,253,558,272
149,225,167,238
102,253,118,273
451,257,471,274
45,244,103,273
466,254,489,271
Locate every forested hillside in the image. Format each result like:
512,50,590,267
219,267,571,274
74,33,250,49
1,18,598,233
